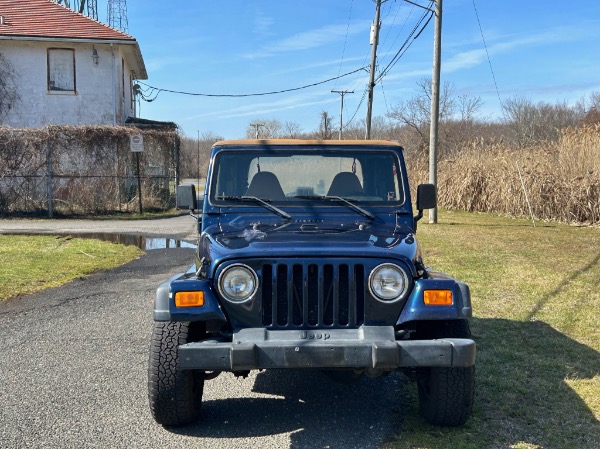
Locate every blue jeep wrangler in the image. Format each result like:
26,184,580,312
148,139,475,427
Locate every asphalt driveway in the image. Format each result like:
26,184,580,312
0,217,409,449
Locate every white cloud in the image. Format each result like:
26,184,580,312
183,93,337,122
270,56,368,77
443,23,600,73
244,20,370,59
253,10,274,36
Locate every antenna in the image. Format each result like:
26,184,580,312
86,0,98,21
52,0,98,21
107,0,129,33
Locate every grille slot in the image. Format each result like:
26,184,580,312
262,262,365,328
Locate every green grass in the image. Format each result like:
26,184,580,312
0,235,143,301
387,211,600,449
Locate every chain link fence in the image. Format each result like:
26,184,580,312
0,125,180,216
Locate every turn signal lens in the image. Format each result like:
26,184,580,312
175,291,204,308
424,290,453,306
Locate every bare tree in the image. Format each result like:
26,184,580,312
282,121,303,138
245,119,283,139
341,119,366,140
457,94,483,123
244,119,303,139
369,116,396,140
317,111,333,140
179,131,222,179
387,78,455,151
577,91,600,125
502,96,581,147
0,51,19,123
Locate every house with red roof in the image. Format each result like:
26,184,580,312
0,0,147,127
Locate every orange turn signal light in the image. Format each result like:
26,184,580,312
423,290,453,306
175,291,204,308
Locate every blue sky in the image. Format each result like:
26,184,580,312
104,1,599,138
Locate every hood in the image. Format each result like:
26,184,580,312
199,214,420,266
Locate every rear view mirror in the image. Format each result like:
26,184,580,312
176,184,197,211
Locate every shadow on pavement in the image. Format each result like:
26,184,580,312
170,369,406,449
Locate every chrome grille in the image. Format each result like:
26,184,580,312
261,262,365,328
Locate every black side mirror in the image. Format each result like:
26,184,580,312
176,184,197,211
414,183,437,230
416,183,437,211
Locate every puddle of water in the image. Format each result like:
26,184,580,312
75,233,197,250
4,232,197,251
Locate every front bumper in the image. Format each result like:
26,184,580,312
178,326,476,371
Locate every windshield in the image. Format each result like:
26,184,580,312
210,148,405,206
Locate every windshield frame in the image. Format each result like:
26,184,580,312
207,145,408,209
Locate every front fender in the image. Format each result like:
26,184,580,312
396,275,472,326
154,274,226,324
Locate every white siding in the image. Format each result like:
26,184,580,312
1,40,136,127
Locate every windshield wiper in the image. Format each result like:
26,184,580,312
216,195,291,220
294,195,375,221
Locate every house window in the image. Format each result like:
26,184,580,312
47,48,76,92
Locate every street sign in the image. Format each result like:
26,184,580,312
130,134,144,152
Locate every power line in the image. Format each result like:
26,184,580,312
375,2,434,83
332,0,355,91
379,77,390,116
344,87,369,128
402,0,434,12
379,2,412,59
135,67,368,102
472,0,502,108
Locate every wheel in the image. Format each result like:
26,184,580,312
148,321,204,426
415,319,475,426
417,365,475,426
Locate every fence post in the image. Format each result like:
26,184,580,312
116,139,121,212
135,151,143,214
174,135,180,189
46,143,53,218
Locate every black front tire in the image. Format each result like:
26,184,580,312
417,365,475,426
148,322,204,426
415,319,475,426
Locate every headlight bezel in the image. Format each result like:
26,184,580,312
368,263,409,302
217,263,259,303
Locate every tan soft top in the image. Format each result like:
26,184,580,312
213,139,402,148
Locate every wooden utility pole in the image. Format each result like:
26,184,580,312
365,0,382,140
428,0,442,223
331,90,353,139
250,122,264,139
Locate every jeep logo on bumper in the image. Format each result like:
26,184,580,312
300,332,330,340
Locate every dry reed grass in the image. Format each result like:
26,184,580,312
406,125,600,224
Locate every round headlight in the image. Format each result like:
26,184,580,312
218,264,258,302
369,263,408,301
